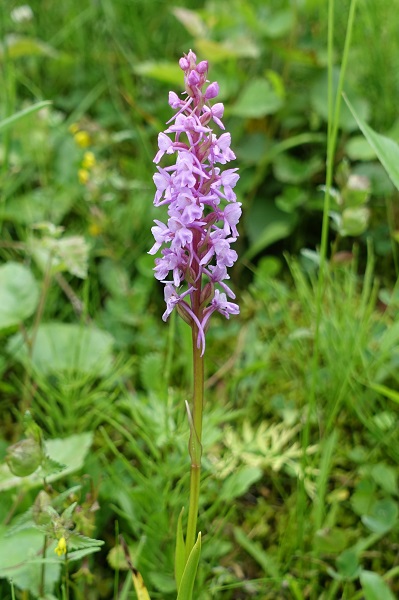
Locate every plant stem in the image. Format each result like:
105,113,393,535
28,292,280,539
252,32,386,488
185,280,205,560
39,535,47,597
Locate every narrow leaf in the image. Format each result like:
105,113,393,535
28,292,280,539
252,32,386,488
0,101,52,134
175,508,186,589
367,381,399,405
344,94,399,192
177,532,201,600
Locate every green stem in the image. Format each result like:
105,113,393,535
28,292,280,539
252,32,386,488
39,535,47,597
185,325,204,560
185,252,205,559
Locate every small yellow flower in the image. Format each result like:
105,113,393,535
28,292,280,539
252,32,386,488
88,222,102,236
55,536,67,556
74,131,91,148
78,169,90,185
82,151,96,170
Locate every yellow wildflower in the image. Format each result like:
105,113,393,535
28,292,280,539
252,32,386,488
55,536,67,556
74,131,91,148
88,222,102,237
82,151,96,170
78,169,90,185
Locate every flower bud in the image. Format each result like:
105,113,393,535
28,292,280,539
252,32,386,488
188,70,200,87
196,60,208,74
6,438,43,477
205,82,219,100
179,57,189,71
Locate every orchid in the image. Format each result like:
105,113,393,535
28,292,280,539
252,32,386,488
149,51,241,593
150,50,241,355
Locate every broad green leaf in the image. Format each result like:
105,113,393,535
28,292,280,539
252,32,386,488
0,34,58,60
175,508,186,589
0,101,52,134
196,38,260,61
3,187,77,226
177,532,201,600
0,526,61,595
234,527,280,579
370,463,398,496
244,199,297,260
0,431,93,491
360,570,396,600
230,79,283,118
345,94,399,192
133,61,182,85
336,549,361,580
8,322,114,376
361,499,398,534
0,262,39,330
273,153,322,184
220,466,262,501
351,479,377,517
313,527,347,554
259,9,294,39
345,136,376,161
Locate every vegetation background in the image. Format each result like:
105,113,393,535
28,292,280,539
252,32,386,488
1,0,399,598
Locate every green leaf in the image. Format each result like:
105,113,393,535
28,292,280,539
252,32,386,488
351,479,377,517
259,9,294,39
244,199,297,260
0,34,58,60
175,508,185,589
0,262,39,330
8,323,114,376
367,381,399,405
0,526,61,595
345,94,399,192
196,38,260,61
220,466,262,501
177,532,201,600
0,101,52,134
230,79,284,118
361,499,398,534
273,153,322,184
370,463,398,496
360,570,396,600
133,61,182,85
336,549,361,580
345,136,376,161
